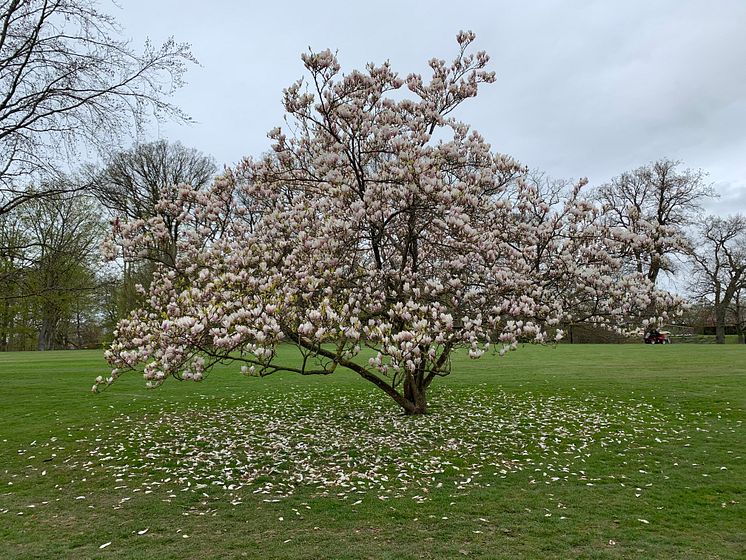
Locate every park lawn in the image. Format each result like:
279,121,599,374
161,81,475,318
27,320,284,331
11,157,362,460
0,344,744,559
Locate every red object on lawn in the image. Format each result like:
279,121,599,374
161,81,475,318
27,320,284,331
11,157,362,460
643,329,671,344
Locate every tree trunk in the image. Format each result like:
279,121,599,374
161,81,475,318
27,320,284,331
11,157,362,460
734,298,745,344
76,305,83,349
714,306,727,344
647,255,660,285
38,318,54,351
403,376,428,415
715,324,726,344
288,333,436,415
0,297,10,352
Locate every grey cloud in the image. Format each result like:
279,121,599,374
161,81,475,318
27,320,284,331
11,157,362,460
118,0,746,213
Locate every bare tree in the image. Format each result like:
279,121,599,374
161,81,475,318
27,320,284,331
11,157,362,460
0,0,196,215
94,140,215,217
93,139,216,261
595,159,713,284
90,139,216,313
688,214,746,344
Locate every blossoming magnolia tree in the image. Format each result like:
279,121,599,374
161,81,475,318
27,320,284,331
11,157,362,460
98,32,679,414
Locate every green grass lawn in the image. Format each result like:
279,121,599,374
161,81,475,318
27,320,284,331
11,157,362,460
0,344,744,559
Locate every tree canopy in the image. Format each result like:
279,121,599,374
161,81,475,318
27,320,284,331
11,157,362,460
99,33,679,414
594,159,713,284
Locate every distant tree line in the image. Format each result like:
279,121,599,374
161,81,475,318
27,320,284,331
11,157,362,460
2,150,726,352
0,140,216,350
0,191,103,350
0,1,743,352
0,0,199,350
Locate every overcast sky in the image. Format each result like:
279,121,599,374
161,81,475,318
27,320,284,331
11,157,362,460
118,0,746,215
